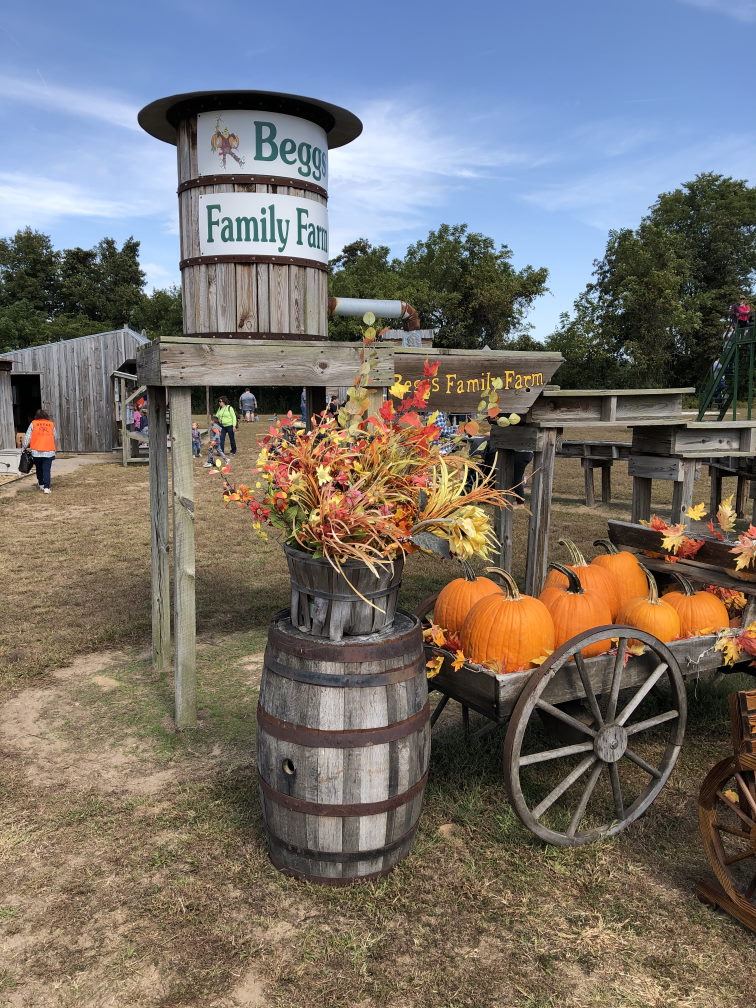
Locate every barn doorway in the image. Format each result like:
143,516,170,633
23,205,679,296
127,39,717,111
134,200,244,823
12,374,42,433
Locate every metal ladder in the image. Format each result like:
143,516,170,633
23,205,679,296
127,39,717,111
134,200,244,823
697,321,756,421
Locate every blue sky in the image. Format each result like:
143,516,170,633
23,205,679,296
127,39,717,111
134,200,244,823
0,0,753,339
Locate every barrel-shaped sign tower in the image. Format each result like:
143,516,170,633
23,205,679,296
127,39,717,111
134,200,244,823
138,90,362,340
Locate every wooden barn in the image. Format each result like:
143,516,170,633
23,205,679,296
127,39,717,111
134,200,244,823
0,327,148,453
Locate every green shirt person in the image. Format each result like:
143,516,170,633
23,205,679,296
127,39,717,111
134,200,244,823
216,397,238,455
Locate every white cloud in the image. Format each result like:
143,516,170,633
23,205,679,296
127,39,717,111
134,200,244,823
0,172,138,232
521,132,756,232
142,261,180,291
675,0,756,20
328,98,529,252
0,73,141,131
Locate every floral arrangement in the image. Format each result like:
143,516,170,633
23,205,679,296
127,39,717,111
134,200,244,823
222,314,512,576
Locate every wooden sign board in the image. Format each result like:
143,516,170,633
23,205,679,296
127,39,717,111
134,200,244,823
391,347,563,414
137,337,394,388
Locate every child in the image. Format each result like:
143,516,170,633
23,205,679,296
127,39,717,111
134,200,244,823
203,416,229,467
191,422,202,458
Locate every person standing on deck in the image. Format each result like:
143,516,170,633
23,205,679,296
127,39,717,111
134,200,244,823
23,409,56,494
216,396,237,455
735,298,752,327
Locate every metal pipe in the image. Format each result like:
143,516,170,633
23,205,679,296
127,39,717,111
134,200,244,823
327,297,421,331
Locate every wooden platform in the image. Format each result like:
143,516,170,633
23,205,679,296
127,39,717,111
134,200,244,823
529,388,692,426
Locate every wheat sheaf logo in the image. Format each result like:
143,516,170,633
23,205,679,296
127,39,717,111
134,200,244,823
210,117,245,169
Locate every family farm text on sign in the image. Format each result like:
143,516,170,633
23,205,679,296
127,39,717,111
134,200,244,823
390,350,562,413
199,193,328,264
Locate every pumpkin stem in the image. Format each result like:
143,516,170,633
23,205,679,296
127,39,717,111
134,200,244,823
484,567,521,600
549,562,585,595
460,560,478,582
593,539,619,555
558,537,588,567
665,570,697,597
637,562,661,604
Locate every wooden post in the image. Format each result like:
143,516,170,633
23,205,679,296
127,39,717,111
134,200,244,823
581,459,596,508
169,388,197,729
205,386,211,429
366,387,384,415
120,377,129,468
601,462,612,505
495,448,516,573
524,428,558,596
736,473,749,518
631,477,653,522
709,464,722,517
670,461,698,523
149,386,171,670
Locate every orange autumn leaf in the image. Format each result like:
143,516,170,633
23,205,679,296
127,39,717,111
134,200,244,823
423,623,447,648
425,655,444,679
716,494,737,534
685,502,707,521
676,537,705,559
715,633,743,666
731,535,756,571
661,524,688,554
451,650,466,671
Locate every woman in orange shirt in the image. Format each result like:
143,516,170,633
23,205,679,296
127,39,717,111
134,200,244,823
22,409,57,494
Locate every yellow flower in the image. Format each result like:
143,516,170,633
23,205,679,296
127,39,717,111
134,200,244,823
440,505,493,561
315,464,331,486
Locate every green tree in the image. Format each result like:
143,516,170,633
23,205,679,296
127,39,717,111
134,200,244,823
60,237,145,327
0,228,61,316
135,285,183,340
645,173,756,379
328,226,548,349
0,301,48,352
401,224,548,350
551,173,756,389
327,240,407,340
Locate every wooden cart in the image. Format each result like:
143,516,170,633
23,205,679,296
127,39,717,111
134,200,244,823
416,520,756,848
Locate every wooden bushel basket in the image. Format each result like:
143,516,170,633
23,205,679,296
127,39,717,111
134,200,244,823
284,545,404,642
257,610,430,885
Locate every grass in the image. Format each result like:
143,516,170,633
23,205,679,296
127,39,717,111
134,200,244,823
2,419,756,1007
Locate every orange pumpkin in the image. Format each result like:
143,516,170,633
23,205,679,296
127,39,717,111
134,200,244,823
460,569,555,673
591,539,648,609
617,564,681,643
433,570,500,635
539,563,614,658
542,538,620,619
662,573,729,637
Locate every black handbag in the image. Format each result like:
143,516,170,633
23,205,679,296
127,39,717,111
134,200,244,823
18,449,34,475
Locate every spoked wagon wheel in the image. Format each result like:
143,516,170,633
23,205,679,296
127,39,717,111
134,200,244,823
503,626,687,847
697,756,756,930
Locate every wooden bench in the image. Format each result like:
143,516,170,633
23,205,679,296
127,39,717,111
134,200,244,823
557,440,631,507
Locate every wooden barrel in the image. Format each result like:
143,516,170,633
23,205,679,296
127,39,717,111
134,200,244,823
257,610,430,884
139,90,361,341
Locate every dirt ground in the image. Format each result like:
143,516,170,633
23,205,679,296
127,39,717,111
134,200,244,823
2,422,755,1008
